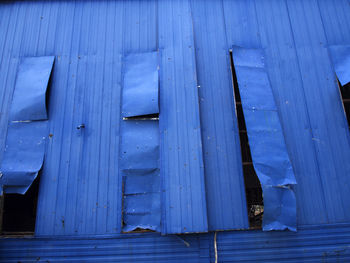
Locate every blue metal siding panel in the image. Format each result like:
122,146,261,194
1,224,350,262
317,0,350,45
34,0,158,235
158,0,208,234
232,46,297,231
328,45,350,86
0,0,350,250
253,0,330,225
120,120,161,232
0,234,211,263
216,223,350,262
286,0,350,222
9,56,54,121
0,0,130,235
122,52,159,118
0,121,48,194
190,0,249,231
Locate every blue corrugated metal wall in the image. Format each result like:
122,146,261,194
1,223,350,262
1,0,350,261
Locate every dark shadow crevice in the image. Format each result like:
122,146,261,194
229,51,263,229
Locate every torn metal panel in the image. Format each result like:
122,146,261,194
232,46,297,231
329,45,350,86
123,212,161,232
10,56,54,121
120,120,161,232
122,52,159,118
243,110,296,186
262,185,297,231
235,67,277,111
0,121,48,194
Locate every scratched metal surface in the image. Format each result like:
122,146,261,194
0,0,349,251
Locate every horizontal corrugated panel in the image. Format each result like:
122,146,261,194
1,224,350,262
0,233,211,262
216,223,350,262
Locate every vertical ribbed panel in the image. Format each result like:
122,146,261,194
253,0,329,225
285,0,350,221
158,0,208,234
190,0,249,231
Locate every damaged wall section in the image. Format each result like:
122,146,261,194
120,52,161,232
329,45,350,87
231,46,297,231
329,45,350,128
0,56,54,195
122,52,159,118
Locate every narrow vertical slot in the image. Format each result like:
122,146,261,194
338,80,350,129
229,51,263,229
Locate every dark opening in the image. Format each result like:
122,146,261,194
1,176,40,235
338,80,350,128
229,51,264,229
123,113,159,121
45,65,54,120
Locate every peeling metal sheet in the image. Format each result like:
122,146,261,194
123,191,161,232
232,46,297,231
243,110,296,186
120,120,161,232
329,45,350,86
0,121,47,194
122,52,159,118
10,56,54,121
262,185,297,231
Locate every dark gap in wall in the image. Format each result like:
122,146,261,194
123,113,159,121
45,64,55,120
123,228,155,234
1,176,40,235
229,51,263,229
338,80,350,128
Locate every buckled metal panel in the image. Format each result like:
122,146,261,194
328,45,350,86
10,56,54,121
122,52,159,118
0,121,48,194
232,46,297,231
